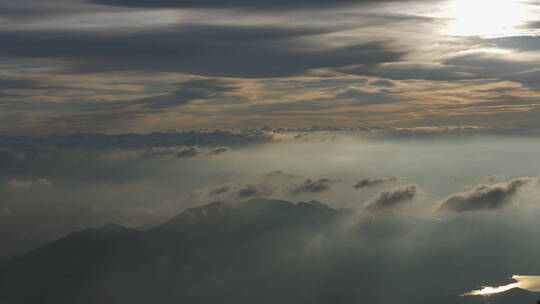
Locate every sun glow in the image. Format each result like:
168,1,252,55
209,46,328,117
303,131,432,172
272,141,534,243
440,0,538,37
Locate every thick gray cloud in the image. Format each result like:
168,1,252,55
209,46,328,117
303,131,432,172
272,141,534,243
439,178,534,212
364,184,417,212
0,26,403,78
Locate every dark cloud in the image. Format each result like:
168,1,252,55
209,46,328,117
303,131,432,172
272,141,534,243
364,184,417,212
354,177,398,189
290,178,335,195
89,0,408,10
439,178,534,212
0,27,404,78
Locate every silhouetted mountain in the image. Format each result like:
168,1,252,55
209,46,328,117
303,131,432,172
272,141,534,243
0,198,338,304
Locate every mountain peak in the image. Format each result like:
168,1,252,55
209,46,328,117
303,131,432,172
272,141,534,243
297,200,336,214
157,198,336,234
240,197,294,208
100,222,131,232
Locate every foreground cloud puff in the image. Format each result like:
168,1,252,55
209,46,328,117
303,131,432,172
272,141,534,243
364,184,417,213
439,178,535,212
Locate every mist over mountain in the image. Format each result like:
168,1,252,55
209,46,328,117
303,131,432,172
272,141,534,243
2,197,539,304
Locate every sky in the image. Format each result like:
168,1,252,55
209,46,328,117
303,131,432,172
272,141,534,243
2,0,540,135
3,1,540,303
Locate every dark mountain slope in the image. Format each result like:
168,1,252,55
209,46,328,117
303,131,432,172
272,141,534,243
0,198,338,304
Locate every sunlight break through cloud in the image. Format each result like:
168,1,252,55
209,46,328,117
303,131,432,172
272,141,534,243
439,0,540,37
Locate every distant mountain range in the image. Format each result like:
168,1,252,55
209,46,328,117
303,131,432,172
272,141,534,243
0,198,538,304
